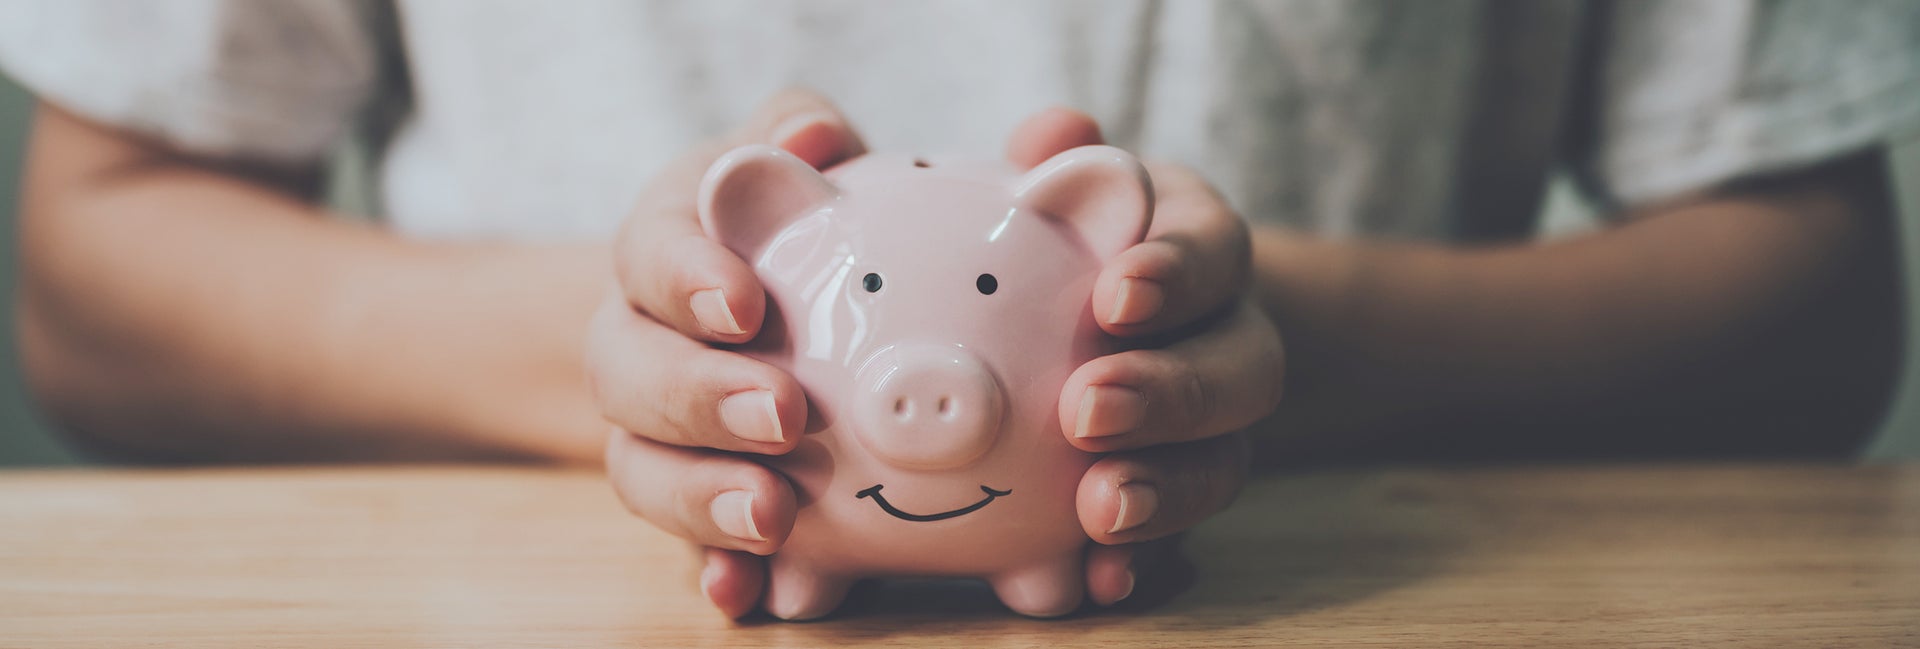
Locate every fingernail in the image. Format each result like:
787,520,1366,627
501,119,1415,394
1076,384,1147,438
710,490,765,542
1108,277,1164,325
1109,482,1158,535
690,288,745,336
1116,566,1137,602
719,390,784,444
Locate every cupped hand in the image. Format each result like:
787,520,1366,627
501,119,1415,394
598,97,1281,618
1014,110,1282,607
591,88,865,618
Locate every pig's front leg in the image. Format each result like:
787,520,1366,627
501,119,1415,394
764,552,854,621
987,553,1085,617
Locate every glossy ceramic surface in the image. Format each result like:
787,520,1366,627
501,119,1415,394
699,144,1153,619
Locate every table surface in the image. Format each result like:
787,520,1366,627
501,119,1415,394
1,464,1916,648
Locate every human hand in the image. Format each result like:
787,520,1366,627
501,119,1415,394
591,89,865,618
598,97,1280,618
1014,110,1281,607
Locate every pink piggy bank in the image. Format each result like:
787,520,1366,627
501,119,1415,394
698,143,1154,619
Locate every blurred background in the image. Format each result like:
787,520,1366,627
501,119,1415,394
2,70,1917,467
0,72,74,465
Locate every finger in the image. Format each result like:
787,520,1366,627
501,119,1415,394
1060,300,1283,451
1084,542,1137,606
1006,106,1106,169
1092,162,1253,335
614,220,769,345
700,548,767,620
1085,536,1189,607
616,88,866,344
588,294,806,452
1076,433,1249,545
606,429,797,555
726,87,869,168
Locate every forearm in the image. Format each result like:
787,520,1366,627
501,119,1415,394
1251,155,1901,462
18,105,608,463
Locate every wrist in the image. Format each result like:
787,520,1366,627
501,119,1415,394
317,240,613,463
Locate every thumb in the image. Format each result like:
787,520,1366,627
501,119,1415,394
731,87,868,168
1007,106,1106,170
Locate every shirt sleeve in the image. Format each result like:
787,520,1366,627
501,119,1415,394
1574,0,1920,207
0,0,382,165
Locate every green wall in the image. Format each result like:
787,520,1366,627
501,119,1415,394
1867,139,1920,460
0,73,76,465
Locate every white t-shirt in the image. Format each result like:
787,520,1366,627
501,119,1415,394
1,0,1915,242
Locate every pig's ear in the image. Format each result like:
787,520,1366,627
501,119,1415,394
699,144,839,259
1012,145,1153,260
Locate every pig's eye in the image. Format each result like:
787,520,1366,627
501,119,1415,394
862,272,883,293
976,273,998,295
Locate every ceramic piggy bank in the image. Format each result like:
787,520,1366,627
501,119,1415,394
698,143,1153,619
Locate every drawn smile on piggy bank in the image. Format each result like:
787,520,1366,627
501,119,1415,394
856,484,1012,522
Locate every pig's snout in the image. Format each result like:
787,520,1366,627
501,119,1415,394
853,345,1005,470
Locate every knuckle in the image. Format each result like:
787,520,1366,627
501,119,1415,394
1197,211,1251,291
1177,446,1241,518
658,239,706,297
656,377,709,444
1213,305,1285,428
602,392,674,443
1188,473,1225,518
1171,356,1218,434
668,479,705,530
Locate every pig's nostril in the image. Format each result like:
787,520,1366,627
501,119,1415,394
937,396,953,418
893,397,910,420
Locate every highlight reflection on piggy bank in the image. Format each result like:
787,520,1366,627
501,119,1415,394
699,143,1153,619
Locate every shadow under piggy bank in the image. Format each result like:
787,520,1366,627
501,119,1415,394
739,470,1467,636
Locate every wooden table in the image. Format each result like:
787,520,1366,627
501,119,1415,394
1,464,1915,647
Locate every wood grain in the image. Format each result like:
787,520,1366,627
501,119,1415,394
0,464,1916,647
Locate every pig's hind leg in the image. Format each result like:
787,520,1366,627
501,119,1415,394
764,553,854,621
988,554,1085,618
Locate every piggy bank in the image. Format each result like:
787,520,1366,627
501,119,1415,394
698,143,1153,619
